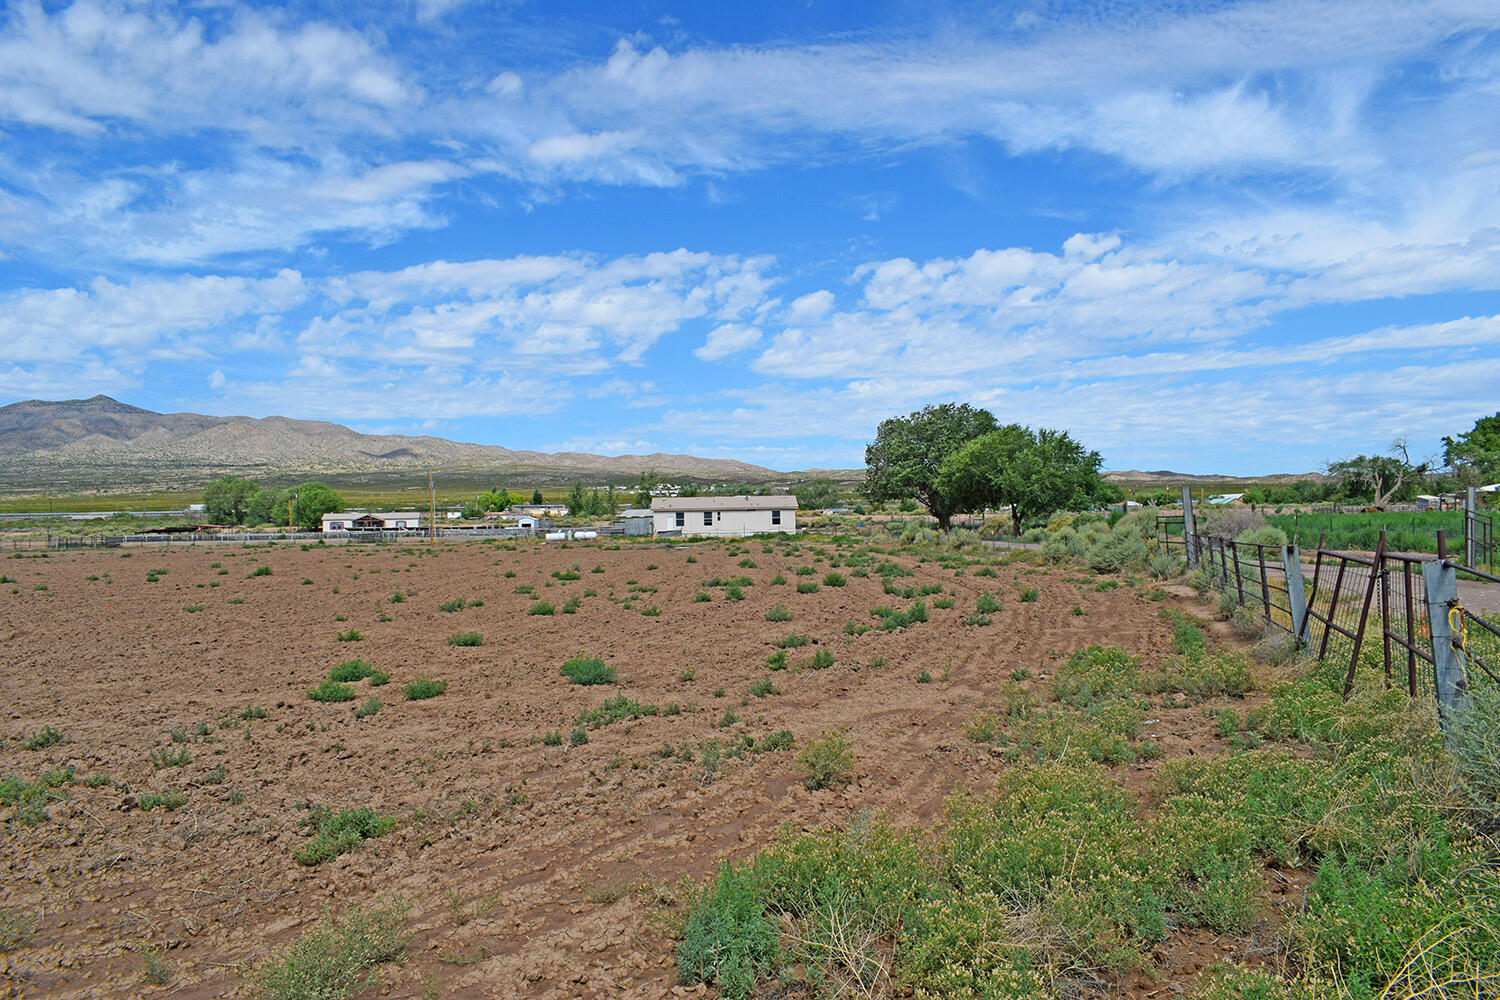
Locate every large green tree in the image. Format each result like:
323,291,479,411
864,403,998,531
287,482,344,531
203,476,259,524
793,477,843,511
1443,412,1500,486
938,425,1106,534
1327,440,1424,505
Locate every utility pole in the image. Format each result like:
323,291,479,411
429,473,437,543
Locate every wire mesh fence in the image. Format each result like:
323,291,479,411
1172,524,1500,720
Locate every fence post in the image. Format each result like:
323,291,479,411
1422,558,1469,721
1341,533,1385,700
1181,487,1197,569
1283,543,1307,639
1465,487,1478,568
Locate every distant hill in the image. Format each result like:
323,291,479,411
1104,469,1327,487
0,395,795,493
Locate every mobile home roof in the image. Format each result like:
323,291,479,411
651,495,798,512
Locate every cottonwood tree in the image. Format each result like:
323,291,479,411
864,403,998,531
1443,412,1500,486
939,424,1106,534
203,476,259,524
1327,439,1425,506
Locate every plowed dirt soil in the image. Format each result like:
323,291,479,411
0,538,1253,998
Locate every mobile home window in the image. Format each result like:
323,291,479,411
675,512,685,528
771,510,781,525
703,511,713,526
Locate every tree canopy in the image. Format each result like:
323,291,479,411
938,424,1106,534
203,476,258,524
864,403,998,530
793,477,843,511
1327,440,1425,506
1443,412,1500,486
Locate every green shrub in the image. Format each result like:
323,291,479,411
822,572,846,587
447,631,482,646
328,658,375,683
561,656,616,686
1087,530,1149,573
438,597,466,612
809,649,834,670
293,806,396,866
776,632,810,649
569,724,588,747
1019,587,1039,602
529,600,555,616
1051,646,1139,707
248,565,273,578
749,677,779,698
678,861,780,1000
577,695,659,728
335,628,362,642
404,676,447,700
542,730,562,746
22,725,67,751
251,899,410,1000
798,731,853,790
0,774,65,825
239,704,269,720
976,591,1000,614
353,697,381,719
641,605,661,616
309,679,356,703
136,789,188,812
694,591,712,603
764,604,793,622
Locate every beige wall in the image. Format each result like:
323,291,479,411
653,506,795,536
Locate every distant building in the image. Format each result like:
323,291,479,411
322,511,423,532
652,496,797,537
1205,494,1246,506
511,503,569,517
617,508,655,536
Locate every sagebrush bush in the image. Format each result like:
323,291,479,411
798,731,853,789
251,899,410,1000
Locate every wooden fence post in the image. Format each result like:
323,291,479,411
1283,544,1307,639
1422,558,1469,722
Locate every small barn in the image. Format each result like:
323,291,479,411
651,496,797,537
617,508,655,536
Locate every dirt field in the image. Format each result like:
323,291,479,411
0,537,1242,999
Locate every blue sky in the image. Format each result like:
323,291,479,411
2,1,1498,475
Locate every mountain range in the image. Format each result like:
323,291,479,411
0,396,795,493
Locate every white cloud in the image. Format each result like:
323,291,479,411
694,324,762,361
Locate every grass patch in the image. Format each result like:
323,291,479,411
775,632,810,649
764,604,793,622
529,600,555,616
353,696,381,718
335,628,363,642
448,631,483,646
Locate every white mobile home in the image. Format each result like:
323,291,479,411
322,511,423,532
652,496,797,537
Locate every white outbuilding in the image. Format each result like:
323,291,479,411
652,496,797,537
